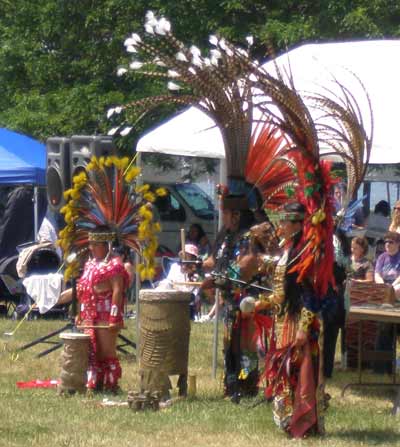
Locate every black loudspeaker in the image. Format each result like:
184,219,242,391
70,135,117,180
46,137,71,212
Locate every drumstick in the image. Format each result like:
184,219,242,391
172,281,203,286
76,325,112,330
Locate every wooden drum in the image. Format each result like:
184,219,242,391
58,332,90,394
139,289,191,397
345,281,394,369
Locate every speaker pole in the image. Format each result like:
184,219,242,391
34,186,39,239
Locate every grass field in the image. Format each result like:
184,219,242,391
0,317,399,447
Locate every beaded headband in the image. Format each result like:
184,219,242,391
278,212,305,222
88,231,116,243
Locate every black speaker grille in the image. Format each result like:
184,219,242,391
46,166,63,207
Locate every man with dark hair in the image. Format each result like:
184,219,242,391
201,194,265,399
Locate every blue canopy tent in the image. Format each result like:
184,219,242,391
0,128,46,185
0,128,47,240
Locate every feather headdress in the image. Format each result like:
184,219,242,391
111,11,373,296
110,11,295,205
58,155,165,280
246,63,372,295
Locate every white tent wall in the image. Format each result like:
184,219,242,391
137,40,400,167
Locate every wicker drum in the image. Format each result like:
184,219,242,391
58,332,90,394
345,281,394,369
139,289,191,397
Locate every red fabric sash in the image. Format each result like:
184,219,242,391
289,341,317,438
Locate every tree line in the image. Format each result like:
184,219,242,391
0,0,399,150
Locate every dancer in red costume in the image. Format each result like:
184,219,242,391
58,155,162,394
76,228,129,392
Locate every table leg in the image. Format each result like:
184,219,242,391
358,320,362,384
393,388,400,416
342,320,363,397
392,323,397,385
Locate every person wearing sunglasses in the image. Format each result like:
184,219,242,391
375,231,400,297
374,231,400,374
389,200,400,234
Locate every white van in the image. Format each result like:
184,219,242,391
151,182,217,254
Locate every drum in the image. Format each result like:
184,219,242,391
345,281,394,369
58,332,90,394
348,281,395,305
139,289,191,397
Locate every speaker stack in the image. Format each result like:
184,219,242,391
46,137,71,212
46,135,117,212
69,135,116,180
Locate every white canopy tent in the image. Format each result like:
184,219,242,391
137,40,400,166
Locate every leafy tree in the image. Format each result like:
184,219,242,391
0,0,399,155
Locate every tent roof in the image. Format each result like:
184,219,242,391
137,39,400,165
0,128,46,185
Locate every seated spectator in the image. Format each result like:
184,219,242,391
389,200,400,233
37,210,63,262
374,231,400,373
375,231,400,298
157,244,202,320
186,223,211,258
343,237,374,370
348,237,374,282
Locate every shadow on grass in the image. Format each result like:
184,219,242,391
331,428,400,444
343,384,398,400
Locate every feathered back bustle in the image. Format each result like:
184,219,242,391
109,11,373,296
58,155,166,280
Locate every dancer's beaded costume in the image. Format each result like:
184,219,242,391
77,257,129,389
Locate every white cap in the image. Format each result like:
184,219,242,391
182,243,199,258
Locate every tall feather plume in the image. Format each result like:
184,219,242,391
246,59,372,296
113,12,373,296
307,72,373,207
112,13,259,182
245,122,296,208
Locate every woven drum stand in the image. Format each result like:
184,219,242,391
58,332,90,394
139,289,191,399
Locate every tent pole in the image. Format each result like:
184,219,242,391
212,158,227,379
33,186,39,239
135,151,142,354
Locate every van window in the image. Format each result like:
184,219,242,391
154,192,186,222
175,184,216,220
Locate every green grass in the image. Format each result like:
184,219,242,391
0,317,399,447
